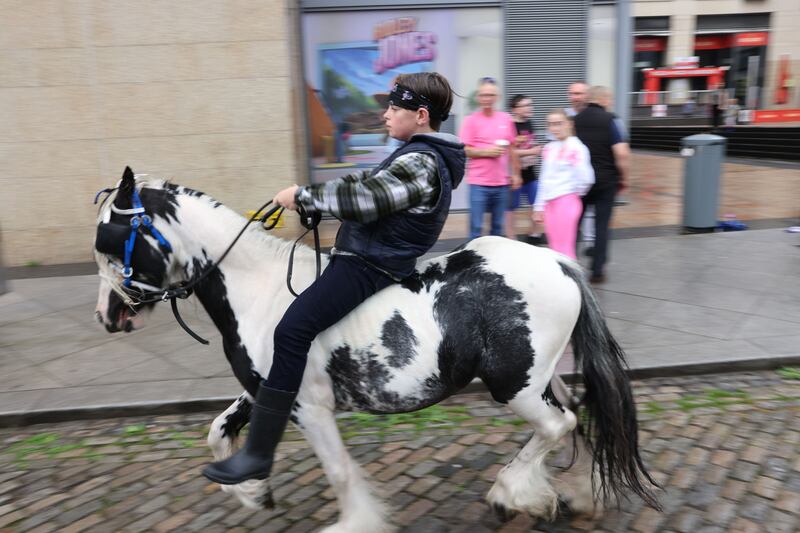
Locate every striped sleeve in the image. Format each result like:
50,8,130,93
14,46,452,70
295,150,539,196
295,152,439,223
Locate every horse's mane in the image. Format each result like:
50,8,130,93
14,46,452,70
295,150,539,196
160,177,320,263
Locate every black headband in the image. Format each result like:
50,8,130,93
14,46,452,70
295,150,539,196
388,83,449,121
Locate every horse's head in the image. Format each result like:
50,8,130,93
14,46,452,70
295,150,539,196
93,166,179,333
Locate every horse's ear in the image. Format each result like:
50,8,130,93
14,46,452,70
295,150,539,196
114,166,135,209
121,166,135,192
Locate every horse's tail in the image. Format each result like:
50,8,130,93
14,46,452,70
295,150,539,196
558,261,661,511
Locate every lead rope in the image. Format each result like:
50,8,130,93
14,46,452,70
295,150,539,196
156,201,282,345
286,204,322,297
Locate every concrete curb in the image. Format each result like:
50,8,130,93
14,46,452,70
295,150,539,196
1,355,797,429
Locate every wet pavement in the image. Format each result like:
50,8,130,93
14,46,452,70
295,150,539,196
2,228,799,424
0,370,798,532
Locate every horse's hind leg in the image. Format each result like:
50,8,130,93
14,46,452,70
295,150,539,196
487,384,577,521
549,376,603,516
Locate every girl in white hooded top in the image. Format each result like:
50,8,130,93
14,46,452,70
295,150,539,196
532,109,595,259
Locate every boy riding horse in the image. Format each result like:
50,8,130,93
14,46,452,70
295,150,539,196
203,72,466,485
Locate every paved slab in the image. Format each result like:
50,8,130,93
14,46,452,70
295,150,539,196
0,370,797,532
1,228,799,423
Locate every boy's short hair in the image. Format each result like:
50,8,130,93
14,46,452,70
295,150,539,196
394,72,454,131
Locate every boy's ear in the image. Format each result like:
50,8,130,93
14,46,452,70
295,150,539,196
417,107,431,125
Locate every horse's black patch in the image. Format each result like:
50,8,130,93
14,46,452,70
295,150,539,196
401,262,445,294
220,394,253,439
381,311,417,368
111,182,180,227
164,183,222,208
400,275,423,293
191,256,261,396
326,344,440,414
289,401,302,427
444,247,484,274
542,383,565,412
400,249,482,295
140,187,180,223
104,289,149,333
432,249,535,403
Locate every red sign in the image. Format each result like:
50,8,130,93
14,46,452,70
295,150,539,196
694,35,732,50
694,33,768,50
647,68,725,78
635,36,666,52
753,109,800,123
734,32,768,47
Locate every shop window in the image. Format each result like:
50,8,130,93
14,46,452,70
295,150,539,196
301,7,501,210
633,36,667,92
693,32,768,108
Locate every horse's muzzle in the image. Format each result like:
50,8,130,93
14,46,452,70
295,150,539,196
100,304,138,333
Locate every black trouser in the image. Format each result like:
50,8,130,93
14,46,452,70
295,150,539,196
582,186,616,277
264,255,395,392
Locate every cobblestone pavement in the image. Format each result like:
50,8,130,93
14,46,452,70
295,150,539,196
0,370,798,533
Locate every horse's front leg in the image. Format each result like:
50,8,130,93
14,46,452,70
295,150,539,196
295,402,393,533
207,393,252,461
207,393,277,507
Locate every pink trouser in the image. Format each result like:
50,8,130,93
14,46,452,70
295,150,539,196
544,193,582,259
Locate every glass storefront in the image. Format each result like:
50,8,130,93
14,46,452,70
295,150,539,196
632,12,773,110
633,36,667,92
301,7,501,208
694,32,768,107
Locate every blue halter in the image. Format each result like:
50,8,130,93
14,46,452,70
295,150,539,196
121,188,172,287
95,181,317,346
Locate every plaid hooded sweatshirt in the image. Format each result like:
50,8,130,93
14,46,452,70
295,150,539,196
295,132,465,278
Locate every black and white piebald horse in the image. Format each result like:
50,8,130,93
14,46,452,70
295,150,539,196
94,168,658,532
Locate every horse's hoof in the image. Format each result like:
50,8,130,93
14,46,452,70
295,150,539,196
260,491,275,509
492,502,518,523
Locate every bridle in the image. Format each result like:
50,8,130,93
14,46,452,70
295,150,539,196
95,186,322,344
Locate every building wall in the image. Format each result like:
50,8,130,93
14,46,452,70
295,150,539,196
634,0,800,107
0,0,301,267
588,3,616,90
504,0,588,130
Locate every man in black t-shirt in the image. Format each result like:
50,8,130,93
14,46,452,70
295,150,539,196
506,95,543,240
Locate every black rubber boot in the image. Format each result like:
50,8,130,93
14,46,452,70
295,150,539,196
202,383,296,485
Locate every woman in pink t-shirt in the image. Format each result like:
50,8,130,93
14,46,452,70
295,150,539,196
459,78,520,239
